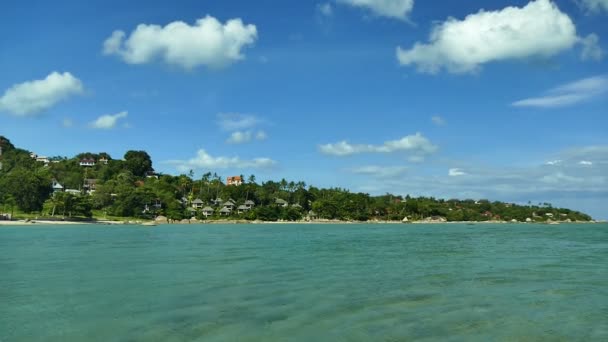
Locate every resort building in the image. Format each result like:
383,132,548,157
79,158,95,167
145,170,159,179
202,206,214,217
219,207,232,216
52,179,64,193
99,157,109,165
275,198,288,207
237,205,250,214
192,199,204,209
226,176,243,186
244,200,255,209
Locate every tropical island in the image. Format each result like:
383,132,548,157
0,136,593,224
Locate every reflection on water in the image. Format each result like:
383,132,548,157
1,223,607,341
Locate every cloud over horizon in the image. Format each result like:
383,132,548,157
166,149,277,172
396,0,578,74
0,72,83,116
337,0,414,20
103,15,258,70
319,133,437,158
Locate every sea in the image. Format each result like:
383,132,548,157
1,223,607,341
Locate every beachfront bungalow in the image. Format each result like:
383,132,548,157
244,200,255,209
275,198,288,207
307,210,318,221
79,158,95,167
202,206,214,217
222,200,235,210
219,207,232,216
192,199,204,209
237,205,250,214
212,198,223,206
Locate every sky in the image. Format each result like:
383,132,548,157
1,0,607,219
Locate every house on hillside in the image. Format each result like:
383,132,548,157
99,157,109,165
79,158,95,167
145,170,159,179
226,176,243,186
52,180,64,193
83,179,98,194
244,200,255,209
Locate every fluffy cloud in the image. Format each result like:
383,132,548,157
580,0,608,13
337,0,414,20
319,133,437,157
90,111,128,129
512,75,608,108
580,33,604,61
103,15,258,70
166,149,276,172
396,0,578,74
226,130,268,144
0,72,83,116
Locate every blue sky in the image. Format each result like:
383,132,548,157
1,0,607,218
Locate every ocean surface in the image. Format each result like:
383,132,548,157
1,223,607,341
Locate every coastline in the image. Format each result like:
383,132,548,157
1,219,604,226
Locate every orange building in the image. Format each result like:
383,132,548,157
226,176,243,186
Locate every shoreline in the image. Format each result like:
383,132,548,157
1,219,605,226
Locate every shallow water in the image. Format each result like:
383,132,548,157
1,223,607,341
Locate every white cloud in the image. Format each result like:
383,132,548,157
318,3,334,16
226,130,267,144
448,168,467,176
546,160,562,165
216,113,260,131
351,165,409,177
396,0,578,74
90,111,128,129
431,115,446,126
580,33,604,61
512,75,608,108
166,149,276,172
337,0,414,20
103,15,258,70
579,160,593,166
319,132,437,157
0,72,83,116
580,0,608,13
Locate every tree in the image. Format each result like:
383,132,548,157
123,150,153,178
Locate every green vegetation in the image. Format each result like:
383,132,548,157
0,136,593,222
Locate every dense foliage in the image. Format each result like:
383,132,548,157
0,136,593,222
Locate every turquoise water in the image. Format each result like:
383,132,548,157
1,224,607,341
